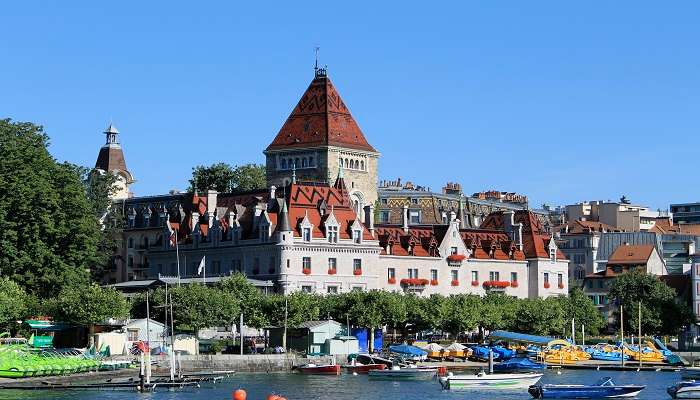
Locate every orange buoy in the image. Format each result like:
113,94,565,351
233,389,247,400
266,395,281,400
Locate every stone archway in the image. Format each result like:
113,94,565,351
349,190,365,217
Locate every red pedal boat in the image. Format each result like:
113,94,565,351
297,364,341,375
344,363,387,374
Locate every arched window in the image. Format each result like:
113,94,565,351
354,160,359,169
309,156,314,167
294,158,300,168
339,158,343,167
360,160,364,170
345,158,349,169
281,159,287,169
301,158,307,168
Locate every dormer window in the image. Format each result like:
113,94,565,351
353,229,362,244
303,228,311,242
549,247,556,262
327,225,338,243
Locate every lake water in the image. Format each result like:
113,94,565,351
0,369,684,399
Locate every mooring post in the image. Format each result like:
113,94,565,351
488,350,493,374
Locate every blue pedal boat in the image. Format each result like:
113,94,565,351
470,346,501,361
493,357,545,372
528,377,645,399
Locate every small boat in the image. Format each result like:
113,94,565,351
491,345,516,361
424,343,446,359
388,344,427,361
493,357,545,372
470,345,501,362
445,342,470,359
368,366,437,380
343,363,387,374
296,364,341,375
668,381,700,399
440,371,543,390
528,376,645,399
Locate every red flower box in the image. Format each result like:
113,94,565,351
400,278,429,286
451,279,460,286
544,282,551,289
328,268,336,275
353,269,362,276
302,268,311,275
471,280,479,287
447,254,466,262
388,277,396,284
430,279,439,286
510,281,518,288
558,283,565,289
483,280,511,288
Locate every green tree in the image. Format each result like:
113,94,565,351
0,119,103,297
265,292,321,328
514,297,566,336
444,294,480,337
218,273,268,328
189,163,266,193
168,284,230,334
0,278,29,331
478,293,519,336
560,287,605,341
84,169,123,282
49,283,130,325
609,271,694,335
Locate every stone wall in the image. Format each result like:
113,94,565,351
176,354,335,372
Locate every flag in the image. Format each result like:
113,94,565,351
197,256,206,275
169,229,176,247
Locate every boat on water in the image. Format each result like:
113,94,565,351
585,345,630,362
343,363,386,374
681,367,700,380
368,366,437,380
439,371,543,390
296,364,341,375
668,381,700,399
388,344,427,361
491,345,516,360
528,376,646,399
493,357,545,372
470,345,501,361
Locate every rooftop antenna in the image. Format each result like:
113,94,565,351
314,46,320,75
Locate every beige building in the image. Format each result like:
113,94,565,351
565,197,665,232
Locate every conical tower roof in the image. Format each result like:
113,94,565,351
266,70,376,152
277,198,292,232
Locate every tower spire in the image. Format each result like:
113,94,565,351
104,121,120,145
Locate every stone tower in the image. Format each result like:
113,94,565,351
94,122,134,199
264,68,379,215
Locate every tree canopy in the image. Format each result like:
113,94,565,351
49,283,130,325
609,271,694,335
0,278,30,329
0,119,106,297
188,162,266,193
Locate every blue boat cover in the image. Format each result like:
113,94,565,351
388,344,427,356
493,357,545,371
489,330,555,345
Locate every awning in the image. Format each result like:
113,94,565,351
23,320,72,331
488,330,555,345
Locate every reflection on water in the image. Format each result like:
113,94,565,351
0,369,683,400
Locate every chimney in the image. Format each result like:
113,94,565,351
402,204,409,233
449,210,456,222
364,204,375,237
502,211,523,251
269,185,276,200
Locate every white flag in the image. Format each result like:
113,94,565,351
197,256,206,275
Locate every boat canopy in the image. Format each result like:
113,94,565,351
489,330,555,345
388,344,427,356
23,319,71,331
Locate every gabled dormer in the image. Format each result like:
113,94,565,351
258,211,271,242
548,234,558,263
300,210,314,242
324,207,340,244
350,219,364,244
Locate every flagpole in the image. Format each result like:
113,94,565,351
175,229,181,287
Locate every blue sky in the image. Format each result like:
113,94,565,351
2,2,698,210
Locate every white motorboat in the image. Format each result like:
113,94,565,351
439,371,543,390
668,381,700,399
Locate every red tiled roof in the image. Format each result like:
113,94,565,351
649,219,700,235
554,219,620,234
608,244,655,265
480,210,567,260
266,73,376,153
